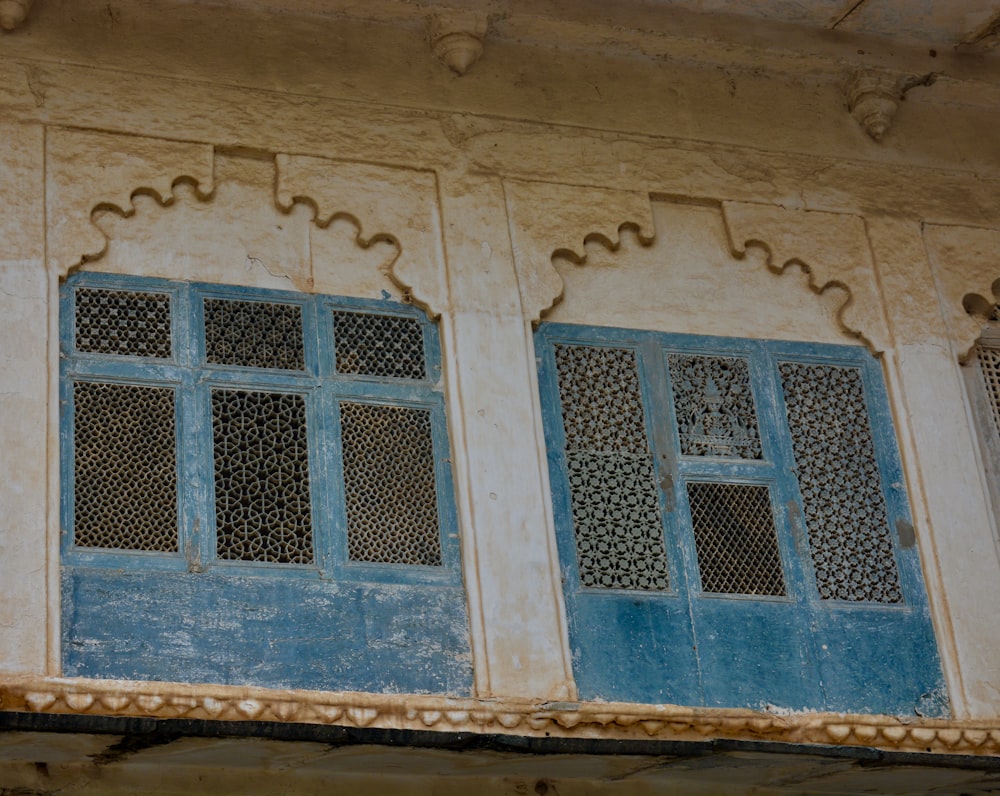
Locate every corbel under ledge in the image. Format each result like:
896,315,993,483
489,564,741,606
0,675,998,756
845,69,936,142
0,0,34,31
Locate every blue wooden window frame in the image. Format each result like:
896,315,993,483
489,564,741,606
536,322,946,715
60,271,462,588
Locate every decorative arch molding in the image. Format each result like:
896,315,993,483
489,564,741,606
721,201,890,354
502,178,656,323
46,128,216,278
275,154,447,318
46,130,446,317
922,223,1000,362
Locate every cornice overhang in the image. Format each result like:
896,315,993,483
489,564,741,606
1,676,998,757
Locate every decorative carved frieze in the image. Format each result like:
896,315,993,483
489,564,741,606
0,0,34,31
503,179,656,323
429,10,489,75
2,675,999,756
721,201,890,353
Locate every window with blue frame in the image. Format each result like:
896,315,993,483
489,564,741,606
60,272,472,695
535,323,947,716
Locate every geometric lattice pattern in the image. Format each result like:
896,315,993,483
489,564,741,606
977,344,1000,437
340,402,442,566
74,287,172,359
204,299,305,371
687,481,784,596
73,381,178,551
555,344,668,590
779,362,902,603
555,344,648,453
333,311,426,380
566,452,670,591
211,389,314,564
668,354,762,459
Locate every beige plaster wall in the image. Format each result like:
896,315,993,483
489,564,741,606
0,0,999,722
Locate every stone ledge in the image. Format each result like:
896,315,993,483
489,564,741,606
1,676,998,757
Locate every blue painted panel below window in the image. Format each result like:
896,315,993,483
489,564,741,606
811,604,947,717
569,592,702,706
62,567,473,696
691,597,822,710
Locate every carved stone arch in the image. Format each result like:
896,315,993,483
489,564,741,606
46,128,216,278
275,154,448,318
720,202,890,354
46,130,447,318
922,223,1000,363
502,178,656,323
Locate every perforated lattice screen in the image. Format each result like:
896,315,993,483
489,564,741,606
212,389,314,564
73,381,178,551
75,287,172,358
977,345,1000,437
687,482,785,595
204,299,305,370
668,354,762,459
340,402,442,566
779,362,902,603
555,344,670,591
333,311,425,379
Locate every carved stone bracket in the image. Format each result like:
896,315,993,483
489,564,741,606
2,675,999,756
845,69,935,141
503,179,655,323
923,223,1000,362
275,154,446,318
721,201,890,353
46,128,215,278
429,10,489,76
0,0,34,31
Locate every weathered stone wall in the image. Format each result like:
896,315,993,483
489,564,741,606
2,0,1000,730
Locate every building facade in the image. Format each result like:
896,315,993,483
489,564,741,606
2,0,1000,791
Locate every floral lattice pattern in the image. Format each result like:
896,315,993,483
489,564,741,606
333,311,426,380
73,381,178,551
212,389,314,564
556,344,669,591
341,402,442,566
779,362,902,603
75,287,172,359
205,299,305,371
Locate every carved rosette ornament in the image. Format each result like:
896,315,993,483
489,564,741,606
0,0,34,30
429,10,489,75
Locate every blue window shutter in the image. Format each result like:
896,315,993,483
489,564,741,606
536,322,947,716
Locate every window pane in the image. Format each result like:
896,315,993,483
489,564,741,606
333,311,425,379
779,362,902,603
73,381,178,551
204,298,305,370
341,402,442,566
212,389,314,564
687,482,785,596
555,344,669,591
75,287,171,358
668,354,762,459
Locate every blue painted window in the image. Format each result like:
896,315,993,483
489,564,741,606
60,272,472,694
536,323,947,716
